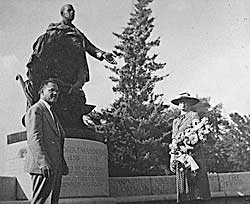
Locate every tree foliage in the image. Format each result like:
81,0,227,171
219,113,250,172
91,0,171,176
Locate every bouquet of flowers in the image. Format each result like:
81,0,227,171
169,117,210,172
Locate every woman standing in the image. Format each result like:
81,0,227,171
170,93,211,203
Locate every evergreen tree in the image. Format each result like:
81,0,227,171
93,0,169,176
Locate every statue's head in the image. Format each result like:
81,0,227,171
60,4,75,22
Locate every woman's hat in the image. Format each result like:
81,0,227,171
171,93,199,106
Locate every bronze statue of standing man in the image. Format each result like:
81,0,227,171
17,4,116,129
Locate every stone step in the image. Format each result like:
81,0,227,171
0,197,116,204
115,194,176,203
0,202,28,204
60,198,116,204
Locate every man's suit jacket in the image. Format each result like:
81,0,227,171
24,100,68,174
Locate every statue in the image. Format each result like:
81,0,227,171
16,4,116,132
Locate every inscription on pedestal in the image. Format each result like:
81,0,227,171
218,172,250,192
109,177,151,197
61,139,109,197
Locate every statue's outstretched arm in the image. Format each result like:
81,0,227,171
80,30,117,64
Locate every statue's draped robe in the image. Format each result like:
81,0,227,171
25,22,104,128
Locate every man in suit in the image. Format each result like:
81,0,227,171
25,78,69,204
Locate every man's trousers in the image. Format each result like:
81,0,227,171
30,170,62,204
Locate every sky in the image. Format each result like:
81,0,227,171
1,0,250,138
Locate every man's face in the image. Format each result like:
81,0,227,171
40,82,59,105
62,5,75,22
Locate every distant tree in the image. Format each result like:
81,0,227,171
91,0,170,176
192,98,250,173
195,99,232,173
220,113,250,172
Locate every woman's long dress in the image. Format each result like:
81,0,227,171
172,111,211,203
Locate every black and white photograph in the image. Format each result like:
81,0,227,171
0,0,250,203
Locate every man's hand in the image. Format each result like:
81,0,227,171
41,165,53,178
103,52,117,65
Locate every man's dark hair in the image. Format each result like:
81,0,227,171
38,78,59,95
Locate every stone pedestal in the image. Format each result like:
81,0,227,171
61,139,109,198
3,132,109,200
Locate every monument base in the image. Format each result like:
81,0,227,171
0,197,117,204
7,128,103,144
3,131,109,200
